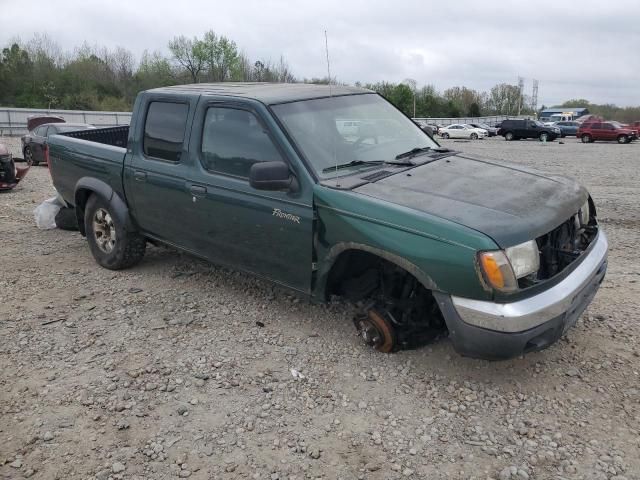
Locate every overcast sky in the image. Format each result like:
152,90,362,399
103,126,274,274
2,0,639,107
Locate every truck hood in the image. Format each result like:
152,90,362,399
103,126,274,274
352,153,588,247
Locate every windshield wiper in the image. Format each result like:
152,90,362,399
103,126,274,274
322,159,412,173
322,160,383,173
395,147,432,160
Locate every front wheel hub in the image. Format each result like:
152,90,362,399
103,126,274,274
354,308,396,353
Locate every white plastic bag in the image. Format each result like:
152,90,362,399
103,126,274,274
34,196,66,229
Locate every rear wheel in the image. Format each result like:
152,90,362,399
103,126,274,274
581,134,592,143
470,133,478,140
539,132,549,142
618,135,628,144
84,195,146,270
23,146,37,166
504,131,514,141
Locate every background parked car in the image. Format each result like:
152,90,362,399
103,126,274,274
577,121,637,144
22,122,95,165
439,124,487,139
498,119,560,142
627,121,640,132
553,121,580,137
609,121,638,140
419,124,436,138
468,122,498,137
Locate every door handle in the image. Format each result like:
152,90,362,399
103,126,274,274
133,171,147,181
189,185,207,196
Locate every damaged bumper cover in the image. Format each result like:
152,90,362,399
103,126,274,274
435,231,608,359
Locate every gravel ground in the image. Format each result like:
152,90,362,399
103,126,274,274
1,135,639,480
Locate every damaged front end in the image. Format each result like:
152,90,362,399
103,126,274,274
0,144,30,191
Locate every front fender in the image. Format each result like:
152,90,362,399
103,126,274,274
313,242,438,300
312,187,498,302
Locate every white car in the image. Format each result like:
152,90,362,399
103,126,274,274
439,124,488,140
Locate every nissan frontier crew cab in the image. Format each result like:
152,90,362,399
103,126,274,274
47,83,608,360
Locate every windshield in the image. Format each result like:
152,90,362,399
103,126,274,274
271,94,438,179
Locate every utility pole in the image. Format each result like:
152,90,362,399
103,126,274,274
517,76,524,116
531,79,539,114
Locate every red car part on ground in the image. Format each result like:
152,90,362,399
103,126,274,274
0,143,30,191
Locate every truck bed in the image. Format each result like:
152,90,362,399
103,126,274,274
63,125,129,148
48,126,130,206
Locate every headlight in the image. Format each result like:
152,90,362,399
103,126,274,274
579,199,590,226
478,241,541,293
505,240,540,279
478,251,518,293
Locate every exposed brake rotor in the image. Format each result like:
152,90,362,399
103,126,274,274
353,307,396,353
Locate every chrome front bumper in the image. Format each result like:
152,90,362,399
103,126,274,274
451,230,608,333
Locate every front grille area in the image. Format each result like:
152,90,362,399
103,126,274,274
519,205,598,288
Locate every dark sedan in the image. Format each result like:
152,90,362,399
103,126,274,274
22,122,95,166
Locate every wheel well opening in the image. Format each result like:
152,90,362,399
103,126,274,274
326,249,448,350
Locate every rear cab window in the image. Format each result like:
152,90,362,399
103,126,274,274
143,101,189,162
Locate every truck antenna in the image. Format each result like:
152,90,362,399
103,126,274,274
325,30,338,186
324,30,332,95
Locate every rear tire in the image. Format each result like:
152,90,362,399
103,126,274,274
539,132,549,142
504,131,514,141
581,134,591,143
24,146,38,166
618,135,628,144
84,195,146,270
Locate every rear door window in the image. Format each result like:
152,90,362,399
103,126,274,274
143,101,189,162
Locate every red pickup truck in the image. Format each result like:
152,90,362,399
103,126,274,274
576,121,637,144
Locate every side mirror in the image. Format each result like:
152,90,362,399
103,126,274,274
249,161,296,191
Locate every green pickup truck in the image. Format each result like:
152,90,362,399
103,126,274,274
47,83,608,359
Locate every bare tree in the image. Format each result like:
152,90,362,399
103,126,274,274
168,35,206,83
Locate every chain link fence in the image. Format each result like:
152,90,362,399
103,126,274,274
412,115,532,126
0,107,132,136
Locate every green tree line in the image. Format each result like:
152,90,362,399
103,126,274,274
1,33,638,122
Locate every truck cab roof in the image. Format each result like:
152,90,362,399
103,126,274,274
146,82,373,105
